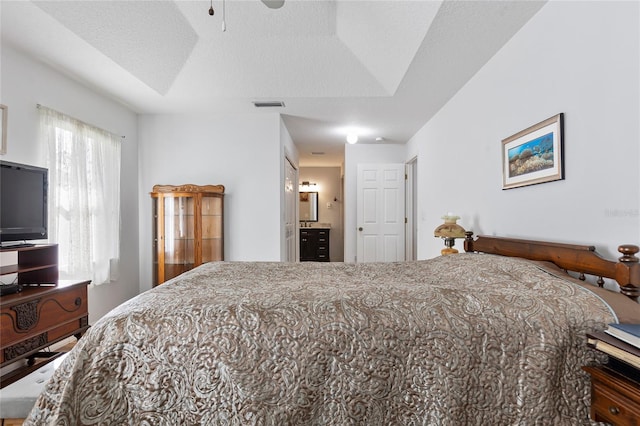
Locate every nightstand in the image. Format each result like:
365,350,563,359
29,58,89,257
582,365,640,425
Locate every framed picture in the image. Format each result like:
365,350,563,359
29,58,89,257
502,113,564,190
0,105,6,155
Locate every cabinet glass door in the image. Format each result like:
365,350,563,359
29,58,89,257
201,195,223,262
163,195,195,282
152,198,159,285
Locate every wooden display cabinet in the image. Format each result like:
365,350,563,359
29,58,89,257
151,184,224,286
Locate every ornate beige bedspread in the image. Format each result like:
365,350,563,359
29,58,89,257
25,254,615,425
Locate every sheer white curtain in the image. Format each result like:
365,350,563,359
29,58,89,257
39,106,121,285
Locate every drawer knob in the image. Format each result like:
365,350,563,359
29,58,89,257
75,297,82,306
608,406,620,415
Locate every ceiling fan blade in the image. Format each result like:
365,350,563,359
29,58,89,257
261,0,284,9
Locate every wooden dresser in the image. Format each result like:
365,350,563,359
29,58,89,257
583,365,640,425
0,244,90,385
300,228,330,262
0,280,89,368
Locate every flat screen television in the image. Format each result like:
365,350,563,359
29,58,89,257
0,160,48,246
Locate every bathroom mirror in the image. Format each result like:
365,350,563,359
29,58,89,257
299,192,318,222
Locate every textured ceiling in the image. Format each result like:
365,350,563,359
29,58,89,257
33,0,199,95
0,0,547,166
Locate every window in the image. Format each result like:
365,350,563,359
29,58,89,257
39,106,121,285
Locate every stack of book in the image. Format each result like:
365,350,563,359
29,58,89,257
587,323,640,380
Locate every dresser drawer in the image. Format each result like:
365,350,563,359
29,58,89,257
591,380,640,425
583,366,640,426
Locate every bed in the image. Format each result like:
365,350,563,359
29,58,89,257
24,235,640,425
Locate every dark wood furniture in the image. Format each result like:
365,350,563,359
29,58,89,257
300,228,330,262
464,233,640,301
582,366,640,425
0,280,89,368
0,244,90,387
151,184,225,286
0,244,58,285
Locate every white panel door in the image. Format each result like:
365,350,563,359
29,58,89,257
284,158,297,262
356,163,405,262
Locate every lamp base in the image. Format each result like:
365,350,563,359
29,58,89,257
440,237,460,256
441,247,459,256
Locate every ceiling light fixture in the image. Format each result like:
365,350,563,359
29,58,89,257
299,181,319,192
262,0,285,9
346,133,358,144
222,0,226,32
209,0,227,32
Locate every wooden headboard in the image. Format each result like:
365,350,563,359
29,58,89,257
463,232,640,302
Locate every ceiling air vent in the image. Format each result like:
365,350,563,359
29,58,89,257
253,101,285,108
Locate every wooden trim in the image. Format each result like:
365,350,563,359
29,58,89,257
2,419,26,425
156,197,165,284
152,184,225,194
194,195,202,266
464,232,639,301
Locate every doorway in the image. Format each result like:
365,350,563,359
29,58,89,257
284,157,297,262
356,163,405,262
298,167,344,261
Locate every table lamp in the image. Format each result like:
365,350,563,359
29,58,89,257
434,213,466,255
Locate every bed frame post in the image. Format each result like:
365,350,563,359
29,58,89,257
617,245,640,301
464,231,475,252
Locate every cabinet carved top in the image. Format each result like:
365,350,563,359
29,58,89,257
152,184,225,194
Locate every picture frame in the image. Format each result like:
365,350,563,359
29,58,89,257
502,113,564,190
0,104,6,155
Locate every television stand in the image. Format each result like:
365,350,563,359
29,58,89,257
0,244,57,284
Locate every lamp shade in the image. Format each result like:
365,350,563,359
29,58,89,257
433,214,466,239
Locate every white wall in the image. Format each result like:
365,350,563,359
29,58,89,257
299,167,344,261
344,143,407,262
138,112,284,291
1,45,140,323
409,1,640,262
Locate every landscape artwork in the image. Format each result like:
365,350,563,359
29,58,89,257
508,132,554,178
502,113,564,190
